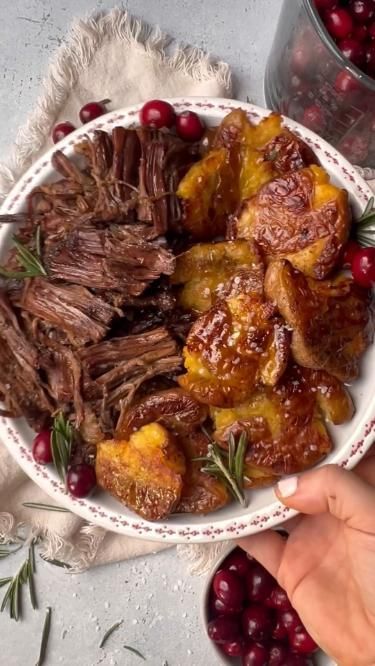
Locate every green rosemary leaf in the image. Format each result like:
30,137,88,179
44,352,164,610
228,433,236,476
123,645,146,660
361,196,374,218
35,607,52,666
0,538,38,620
0,578,12,588
51,413,74,483
30,540,36,574
28,560,37,609
0,545,22,559
197,430,248,507
35,225,42,258
40,556,71,570
0,227,47,279
22,502,70,513
234,431,247,492
99,620,123,648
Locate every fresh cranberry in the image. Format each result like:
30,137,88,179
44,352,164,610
338,38,366,66
207,616,240,644
289,627,319,654
139,99,175,129
265,585,292,611
175,111,205,141
348,0,374,24
246,565,274,602
301,105,326,133
268,643,289,666
342,240,361,267
365,42,375,75
351,247,375,287
211,594,241,616
314,0,338,11
334,70,360,93
213,569,245,608
353,23,368,41
224,548,252,577
324,8,354,39
242,605,273,641
66,464,96,498
369,20,375,39
242,642,269,666
291,41,311,76
272,617,288,640
338,134,369,163
221,639,246,657
279,609,303,634
281,655,310,666
79,100,109,124
52,121,76,144
32,429,53,464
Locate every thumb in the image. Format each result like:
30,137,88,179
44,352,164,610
275,464,375,533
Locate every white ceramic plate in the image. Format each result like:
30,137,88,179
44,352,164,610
1,97,374,544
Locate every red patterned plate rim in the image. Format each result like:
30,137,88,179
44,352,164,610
0,97,374,544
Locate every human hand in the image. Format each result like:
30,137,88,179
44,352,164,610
238,453,375,666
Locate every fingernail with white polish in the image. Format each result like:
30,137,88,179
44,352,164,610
277,476,298,498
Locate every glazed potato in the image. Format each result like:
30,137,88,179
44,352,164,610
211,365,351,481
265,259,374,381
171,240,264,313
116,388,208,439
96,423,186,521
177,432,230,515
178,293,290,407
233,165,350,279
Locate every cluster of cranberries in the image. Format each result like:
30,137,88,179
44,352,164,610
32,430,96,498
342,240,375,286
52,99,111,144
206,547,318,666
139,99,205,141
315,0,375,77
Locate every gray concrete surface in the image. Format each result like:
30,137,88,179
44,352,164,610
0,2,282,664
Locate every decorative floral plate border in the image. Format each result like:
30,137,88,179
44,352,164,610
1,97,374,543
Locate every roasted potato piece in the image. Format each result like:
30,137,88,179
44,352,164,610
177,431,230,514
171,240,264,313
116,388,208,439
232,165,350,279
96,423,185,521
263,129,318,174
265,259,374,381
178,294,290,407
176,148,237,239
211,365,352,483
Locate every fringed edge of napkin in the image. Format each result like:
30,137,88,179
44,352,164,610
0,6,231,202
176,541,231,575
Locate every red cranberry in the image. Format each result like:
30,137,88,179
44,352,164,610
32,429,52,464
353,23,368,41
207,616,240,644
242,605,273,642
338,38,366,66
279,609,303,634
224,548,252,577
290,627,319,654
221,639,246,657
52,121,76,144
314,0,338,11
269,643,289,666
139,99,175,129
79,100,109,124
242,642,269,666
175,111,205,141
291,41,311,76
66,464,96,498
281,655,310,666
302,105,326,133
272,617,288,640
348,0,374,24
351,247,375,287
365,42,375,75
213,569,245,608
342,239,361,267
265,585,292,611
324,8,354,39
369,20,375,38
334,70,360,93
246,564,274,602
211,594,241,616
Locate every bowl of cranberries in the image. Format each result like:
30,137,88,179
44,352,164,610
203,545,331,666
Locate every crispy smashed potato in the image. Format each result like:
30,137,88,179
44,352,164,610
178,294,290,407
232,165,350,279
116,388,208,439
211,365,352,483
265,259,374,381
177,432,230,514
171,240,264,313
96,423,185,521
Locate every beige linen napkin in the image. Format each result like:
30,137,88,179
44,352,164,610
0,8,231,570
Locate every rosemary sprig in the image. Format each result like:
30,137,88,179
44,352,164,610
0,539,38,620
99,620,123,648
0,545,22,560
0,226,47,279
195,430,248,507
35,607,52,666
40,556,71,570
51,413,74,483
355,197,375,247
123,645,146,660
22,502,70,513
